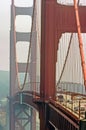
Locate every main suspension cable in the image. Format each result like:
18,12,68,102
74,0,86,90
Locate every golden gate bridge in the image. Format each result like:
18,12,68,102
9,0,86,130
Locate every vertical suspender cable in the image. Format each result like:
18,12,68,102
74,0,86,90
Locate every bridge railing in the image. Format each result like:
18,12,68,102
56,91,86,119
56,82,86,94
15,82,40,94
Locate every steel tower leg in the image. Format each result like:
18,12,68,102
39,103,49,130
9,99,15,130
37,102,55,130
40,1,60,129
40,0,57,99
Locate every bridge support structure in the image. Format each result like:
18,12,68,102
39,1,58,128
36,102,55,130
9,99,35,130
40,0,86,100
10,0,36,130
39,0,86,130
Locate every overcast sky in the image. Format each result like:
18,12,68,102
0,0,33,71
0,0,10,70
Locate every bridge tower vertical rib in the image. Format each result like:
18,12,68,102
39,0,58,130
40,0,57,100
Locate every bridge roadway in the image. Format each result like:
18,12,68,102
13,91,86,130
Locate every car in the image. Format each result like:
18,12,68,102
58,95,64,102
67,100,73,104
74,106,79,111
80,106,85,111
74,106,85,112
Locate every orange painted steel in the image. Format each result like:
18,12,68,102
40,0,86,100
40,1,86,129
40,0,58,100
55,3,86,33
74,0,86,90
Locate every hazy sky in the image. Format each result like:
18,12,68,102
0,0,10,70
0,0,33,71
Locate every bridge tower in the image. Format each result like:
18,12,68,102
39,0,86,130
10,0,36,130
39,0,59,130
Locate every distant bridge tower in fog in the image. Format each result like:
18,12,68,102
10,0,37,130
